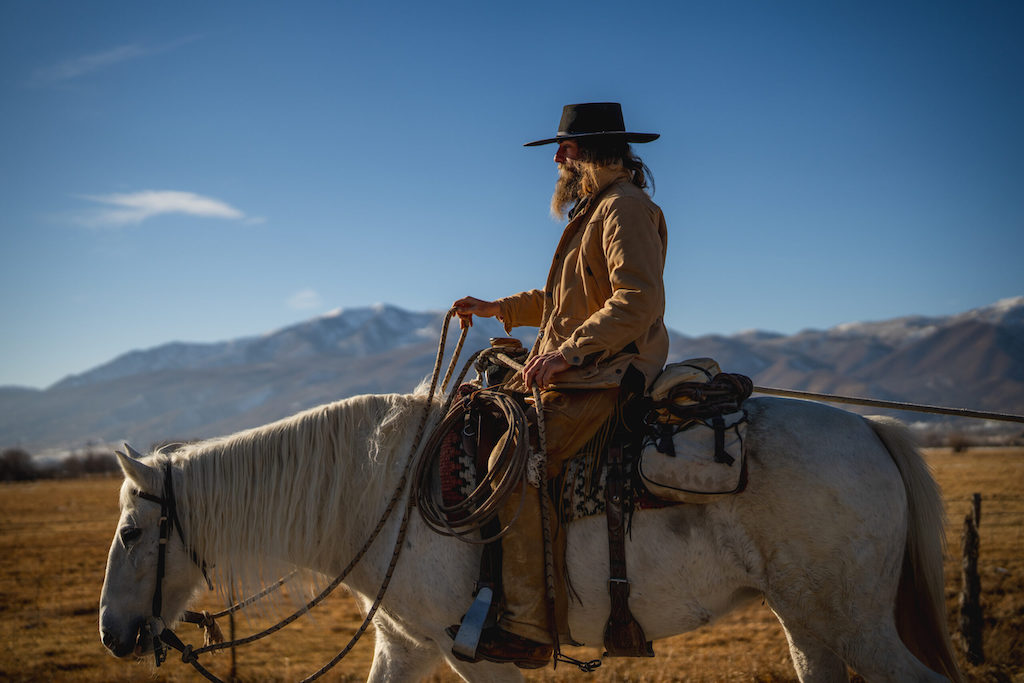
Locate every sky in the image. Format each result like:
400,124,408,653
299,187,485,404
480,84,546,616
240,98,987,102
1,1,1022,389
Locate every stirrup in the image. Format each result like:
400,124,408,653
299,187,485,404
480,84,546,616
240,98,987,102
451,586,494,660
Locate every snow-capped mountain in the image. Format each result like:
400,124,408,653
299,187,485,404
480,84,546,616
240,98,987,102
52,304,467,389
2,298,1022,452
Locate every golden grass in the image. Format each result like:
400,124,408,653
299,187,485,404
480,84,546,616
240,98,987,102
0,447,1020,682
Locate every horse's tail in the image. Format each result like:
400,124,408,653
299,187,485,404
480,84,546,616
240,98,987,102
866,416,963,683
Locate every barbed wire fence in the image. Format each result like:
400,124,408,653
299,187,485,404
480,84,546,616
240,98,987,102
947,489,1024,667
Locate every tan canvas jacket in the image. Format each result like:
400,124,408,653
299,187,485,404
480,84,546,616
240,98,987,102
497,166,669,391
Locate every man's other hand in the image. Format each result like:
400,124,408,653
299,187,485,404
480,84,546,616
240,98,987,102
522,351,571,390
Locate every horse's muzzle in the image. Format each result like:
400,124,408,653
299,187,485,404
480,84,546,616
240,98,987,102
100,618,146,659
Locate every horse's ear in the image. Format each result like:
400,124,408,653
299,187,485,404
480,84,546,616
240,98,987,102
114,444,161,492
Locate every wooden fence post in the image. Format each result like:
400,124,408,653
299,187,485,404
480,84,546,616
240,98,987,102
958,494,984,665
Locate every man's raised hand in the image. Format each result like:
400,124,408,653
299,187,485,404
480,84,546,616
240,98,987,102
452,296,499,330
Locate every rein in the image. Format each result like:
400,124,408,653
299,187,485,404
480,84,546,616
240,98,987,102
130,308,470,682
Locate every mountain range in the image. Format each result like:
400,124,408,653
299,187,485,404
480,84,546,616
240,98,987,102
3,298,1023,453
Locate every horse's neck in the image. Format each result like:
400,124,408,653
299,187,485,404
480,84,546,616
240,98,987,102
177,393,429,581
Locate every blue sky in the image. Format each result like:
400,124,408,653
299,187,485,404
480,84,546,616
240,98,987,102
1,1,1022,389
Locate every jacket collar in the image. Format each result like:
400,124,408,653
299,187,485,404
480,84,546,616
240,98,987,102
589,164,631,196
567,165,631,222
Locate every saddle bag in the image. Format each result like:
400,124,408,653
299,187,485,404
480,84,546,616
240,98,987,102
638,358,752,504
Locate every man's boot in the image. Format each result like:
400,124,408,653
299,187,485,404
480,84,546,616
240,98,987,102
468,483,553,668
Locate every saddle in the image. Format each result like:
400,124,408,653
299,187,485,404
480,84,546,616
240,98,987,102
433,355,753,662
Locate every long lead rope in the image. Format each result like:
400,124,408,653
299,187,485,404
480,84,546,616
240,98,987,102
753,386,1024,424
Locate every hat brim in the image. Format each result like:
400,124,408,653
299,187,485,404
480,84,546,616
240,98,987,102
523,131,660,147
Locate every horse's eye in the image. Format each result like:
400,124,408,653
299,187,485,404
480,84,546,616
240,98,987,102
120,526,142,544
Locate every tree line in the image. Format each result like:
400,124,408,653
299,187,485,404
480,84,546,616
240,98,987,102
0,446,119,481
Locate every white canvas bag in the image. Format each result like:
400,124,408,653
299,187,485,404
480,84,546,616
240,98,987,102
638,359,748,504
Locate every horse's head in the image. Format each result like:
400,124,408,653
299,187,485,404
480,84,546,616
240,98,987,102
99,444,207,659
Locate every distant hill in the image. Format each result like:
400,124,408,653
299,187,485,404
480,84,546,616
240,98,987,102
2,298,1022,452
666,297,1024,419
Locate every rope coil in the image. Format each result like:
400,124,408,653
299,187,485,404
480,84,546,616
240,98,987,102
413,388,533,543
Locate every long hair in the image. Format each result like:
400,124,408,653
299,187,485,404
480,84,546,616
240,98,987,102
577,135,655,194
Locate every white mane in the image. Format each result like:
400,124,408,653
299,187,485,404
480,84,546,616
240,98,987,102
160,390,439,607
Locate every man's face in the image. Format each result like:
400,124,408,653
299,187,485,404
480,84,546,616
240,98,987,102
551,139,585,218
554,139,583,186
553,139,581,165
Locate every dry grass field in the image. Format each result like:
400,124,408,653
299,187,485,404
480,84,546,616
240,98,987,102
1,447,1021,682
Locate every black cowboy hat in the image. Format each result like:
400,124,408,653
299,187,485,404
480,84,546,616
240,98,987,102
524,102,659,147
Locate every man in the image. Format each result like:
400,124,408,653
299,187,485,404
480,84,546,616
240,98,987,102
453,102,669,668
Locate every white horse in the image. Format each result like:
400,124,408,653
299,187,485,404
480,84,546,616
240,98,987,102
99,391,962,682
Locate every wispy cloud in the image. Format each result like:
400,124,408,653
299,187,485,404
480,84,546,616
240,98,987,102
75,190,249,227
32,36,201,84
288,289,323,311
33,44,150,83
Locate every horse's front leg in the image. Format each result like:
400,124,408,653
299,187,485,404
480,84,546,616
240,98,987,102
366,616,442,682
367,615,525,683
441,655,526,683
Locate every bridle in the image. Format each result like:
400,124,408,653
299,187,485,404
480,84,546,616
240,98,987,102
132,461,212,667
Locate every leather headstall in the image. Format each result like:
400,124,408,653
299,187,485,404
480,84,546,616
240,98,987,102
131,462,211,666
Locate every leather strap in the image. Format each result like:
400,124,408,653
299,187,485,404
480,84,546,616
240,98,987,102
452,406,504,659
602,443,653,657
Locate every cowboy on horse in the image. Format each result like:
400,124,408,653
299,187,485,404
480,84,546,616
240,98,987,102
453,101,668,668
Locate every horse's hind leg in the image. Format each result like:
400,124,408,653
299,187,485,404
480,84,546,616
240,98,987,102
778,625,848,683
777,612,948,682
842,630,949,682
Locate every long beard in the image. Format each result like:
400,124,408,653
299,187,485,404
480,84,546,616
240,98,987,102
550,162,585,219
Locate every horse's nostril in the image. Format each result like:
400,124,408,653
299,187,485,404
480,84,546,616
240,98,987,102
101,628,124,654
101,629,116,648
